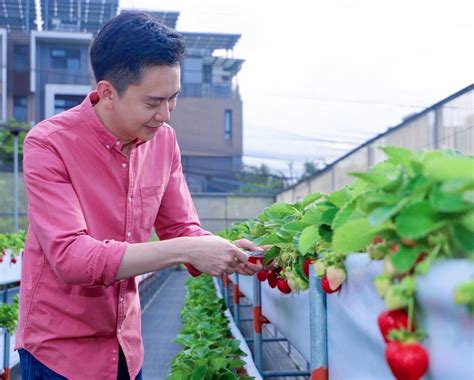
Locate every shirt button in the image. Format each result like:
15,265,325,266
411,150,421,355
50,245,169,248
106,144,110,149
128,197,132,202
116,141,120,145
112,357,116,361
127,231,131,237
121,162,128,168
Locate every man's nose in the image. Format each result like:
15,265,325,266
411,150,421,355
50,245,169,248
154,102,171,123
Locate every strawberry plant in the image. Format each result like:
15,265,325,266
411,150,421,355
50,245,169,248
167,275,253,379
0,295,19,334
0,231,26,264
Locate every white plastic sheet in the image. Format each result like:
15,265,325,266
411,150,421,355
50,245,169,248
327,254,474,380
261,281,311,361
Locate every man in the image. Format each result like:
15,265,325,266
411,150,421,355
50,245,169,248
16,11,262,380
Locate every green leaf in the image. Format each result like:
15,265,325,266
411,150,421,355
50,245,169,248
423,156,474,181
300,192,322,208
381,146,416,177
229,359,246,369
368,198,408,225
280,221,308,233
395,201,448,239
461,212,474,232
263,246,280,266
191,365,208,380
253,234,284,246
350,171,393,188
391,244,426,273
441,178,474,193
319,224,333,243
463,190,474,204
299,225,320,254
452,225,474,253
332,201,361,230
321,207,338,225
326,188,351,208
302,206,322,225
265,202,298,219
332,218,392,254
430,185,470,213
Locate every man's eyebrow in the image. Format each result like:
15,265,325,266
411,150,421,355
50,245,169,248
145,90,181,102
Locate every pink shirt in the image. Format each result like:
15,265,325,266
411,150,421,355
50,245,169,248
15,92,208,379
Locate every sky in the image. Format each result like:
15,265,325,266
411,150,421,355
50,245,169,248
120,0,474,178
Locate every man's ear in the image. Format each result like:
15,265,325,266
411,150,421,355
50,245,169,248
96,80,117,109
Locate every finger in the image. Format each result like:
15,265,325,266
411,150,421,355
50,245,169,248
232,246,249,263
245,262,263,272
234,238,261,251
260,244,273,251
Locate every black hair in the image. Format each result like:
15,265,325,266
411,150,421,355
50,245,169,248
90,11,186,95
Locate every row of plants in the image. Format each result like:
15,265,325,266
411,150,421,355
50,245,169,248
167,275,253,380
0,231,24,337
220,146,474,380
0,230,26,264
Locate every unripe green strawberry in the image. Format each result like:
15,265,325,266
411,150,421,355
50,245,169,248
384,286,409,310
313,260,326,277
368,243,387,260
374,274,392,298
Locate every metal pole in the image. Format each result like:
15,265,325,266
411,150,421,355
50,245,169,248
252,275,263,372
13,132,19,232
309,264,328,379
2,288,11,380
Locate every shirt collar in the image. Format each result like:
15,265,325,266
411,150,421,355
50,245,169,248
80,91,147,152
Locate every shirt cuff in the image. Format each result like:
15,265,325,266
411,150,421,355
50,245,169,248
184,263,202,277
90,239,129,286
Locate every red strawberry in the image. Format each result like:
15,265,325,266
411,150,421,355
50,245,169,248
248,256,262,265
390,244,400,253
373,235,384,244
267,270,279,288
11,257,17,264
277,278,292,294
303,258,312,278
257,269,268,282
321,276,341,294
385,341,429,380
378,309,411,343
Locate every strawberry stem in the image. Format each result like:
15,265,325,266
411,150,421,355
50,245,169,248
408,296,415,332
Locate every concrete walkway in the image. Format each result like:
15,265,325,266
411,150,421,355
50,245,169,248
141,269,189,379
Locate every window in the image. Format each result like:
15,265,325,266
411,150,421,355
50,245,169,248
50,48,80,70
224,110,232,141
183,57,203,84
13,96,28,122
54,94,84,114
13,45,29,71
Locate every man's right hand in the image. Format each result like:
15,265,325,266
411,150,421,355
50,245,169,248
180,235,250,277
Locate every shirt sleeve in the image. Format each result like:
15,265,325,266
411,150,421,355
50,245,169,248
23,136,128,286
154,130,211,276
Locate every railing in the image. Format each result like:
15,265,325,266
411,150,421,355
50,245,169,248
216,254,473,379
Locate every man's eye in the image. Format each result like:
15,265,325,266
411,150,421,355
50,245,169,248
146,103,160,108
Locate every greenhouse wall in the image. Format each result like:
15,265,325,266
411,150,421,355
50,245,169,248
278,84,474,203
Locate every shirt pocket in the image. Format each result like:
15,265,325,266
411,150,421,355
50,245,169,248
140,186,164,230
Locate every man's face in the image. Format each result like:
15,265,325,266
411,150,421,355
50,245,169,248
110,65,181,143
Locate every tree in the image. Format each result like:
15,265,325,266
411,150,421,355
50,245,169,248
0,119,30,166
238,164,287,193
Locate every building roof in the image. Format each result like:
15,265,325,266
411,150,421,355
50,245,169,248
43,0,119,33
181,32,241,52
203,56,244,76
0,0,37,32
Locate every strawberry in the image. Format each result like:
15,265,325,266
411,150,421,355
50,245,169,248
378,309,411,343
11,257,17,264
390,244,400,254
385,341,429,380
267,270,279,288
326,266,346,291
373,235,384,244
321,276,341,294
277,278,292,294
374,274,392,298
313,260,326,277
256,269,268,282
303,258,312,278
248,256,262,265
